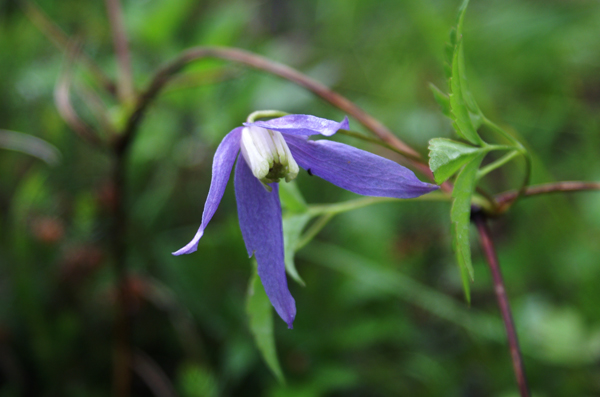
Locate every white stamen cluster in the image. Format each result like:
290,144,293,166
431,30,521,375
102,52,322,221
240,126,299,187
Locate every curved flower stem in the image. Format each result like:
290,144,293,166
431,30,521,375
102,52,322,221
118,46,423,164
307,192,452,217
482,116,521,148
480,116,533,211
246,110,289,123
296,213,334,251
512,151,532,204
473,212,530,397
476,150,519,181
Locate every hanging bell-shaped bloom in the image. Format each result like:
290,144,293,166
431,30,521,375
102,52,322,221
173,114,439,328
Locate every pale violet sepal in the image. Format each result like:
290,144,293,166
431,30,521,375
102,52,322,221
245,114,349,137
172,127,242,255
235,158,296,328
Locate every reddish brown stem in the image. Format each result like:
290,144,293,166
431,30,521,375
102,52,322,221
495,181,600,211
118,46,423,165
474,213,530,397
105,0,135,103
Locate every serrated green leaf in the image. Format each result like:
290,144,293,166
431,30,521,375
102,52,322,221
428,138,484,184
469,109,483,130
450,152,486,303
429,84,452,118
446,0,484,145
279,181,307,213
282,213,311,286
457,43,482,123
450,40,481,145
246,263,285,383
444,31,456,83
457,0,470,21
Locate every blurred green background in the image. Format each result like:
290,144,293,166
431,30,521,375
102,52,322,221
1,0,600,395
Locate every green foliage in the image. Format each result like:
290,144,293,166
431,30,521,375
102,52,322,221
450,153,485,303
177,363,219,397
449,40,482,145
428,83,451,118
282,214,310,286
2,0,600,395
429,0,533,301
428,138,482,184
246,262,285,384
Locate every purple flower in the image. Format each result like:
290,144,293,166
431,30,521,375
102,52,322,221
173,114,438,328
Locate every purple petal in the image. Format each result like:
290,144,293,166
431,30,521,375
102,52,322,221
172,127,242,256
245,114,349,137
234,156,296,328
285,135,439,198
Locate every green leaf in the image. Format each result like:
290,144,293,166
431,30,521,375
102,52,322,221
428,138,484,184
450,152,486,303
177,363,218,397
429,84,452,118
449,40,481,145
446,0,484,145
282,213,311,286
457,43,483,130
457,0,471,23
444,29,457,83
279,181,308,213
246,263,285,383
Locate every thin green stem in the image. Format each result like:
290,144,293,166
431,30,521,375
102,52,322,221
481,144,517,152
482,116,521,148
296,213,334,250
497,151,532,213
246,110,289,123
307,192,451,217
477,150,519,180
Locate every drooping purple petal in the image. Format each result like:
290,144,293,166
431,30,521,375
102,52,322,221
234,156,296,328
285,135,439,198
172,127,242,256
245,114,349,137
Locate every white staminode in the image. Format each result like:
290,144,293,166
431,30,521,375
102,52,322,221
240,125,299,187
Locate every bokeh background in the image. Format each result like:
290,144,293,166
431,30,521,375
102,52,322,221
1,0,600,395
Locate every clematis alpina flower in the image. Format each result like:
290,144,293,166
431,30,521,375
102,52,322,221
173,114,438,328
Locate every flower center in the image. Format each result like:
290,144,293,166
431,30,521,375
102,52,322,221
240,126,299,188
